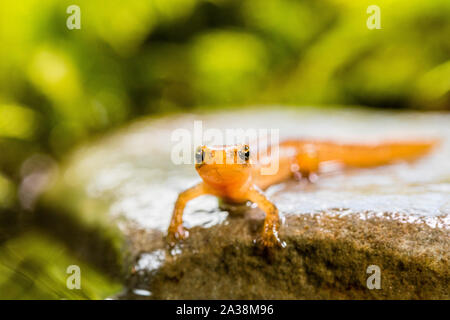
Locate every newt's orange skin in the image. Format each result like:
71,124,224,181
168,139,436,247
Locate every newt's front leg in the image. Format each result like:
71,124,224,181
167,183,208,245
248,188,282,247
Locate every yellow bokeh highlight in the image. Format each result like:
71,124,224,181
0,104,38,140
28,48,82,115
191,31,268,102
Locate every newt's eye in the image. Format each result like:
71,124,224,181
238,145,250,162
195,147,205,164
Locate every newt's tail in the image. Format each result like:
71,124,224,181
308,139,438,167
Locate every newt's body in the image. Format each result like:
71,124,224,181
168,139,436,247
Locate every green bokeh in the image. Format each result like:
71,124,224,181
0,0,448,156
0,230,121,299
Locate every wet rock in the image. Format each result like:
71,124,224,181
37,108,450,299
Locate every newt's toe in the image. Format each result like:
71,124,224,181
166,225,189,246
260,227,285,249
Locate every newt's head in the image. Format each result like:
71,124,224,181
195,144,251,188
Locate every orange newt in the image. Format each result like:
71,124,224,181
167,139,436,247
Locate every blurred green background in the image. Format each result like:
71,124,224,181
0,0,449,299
